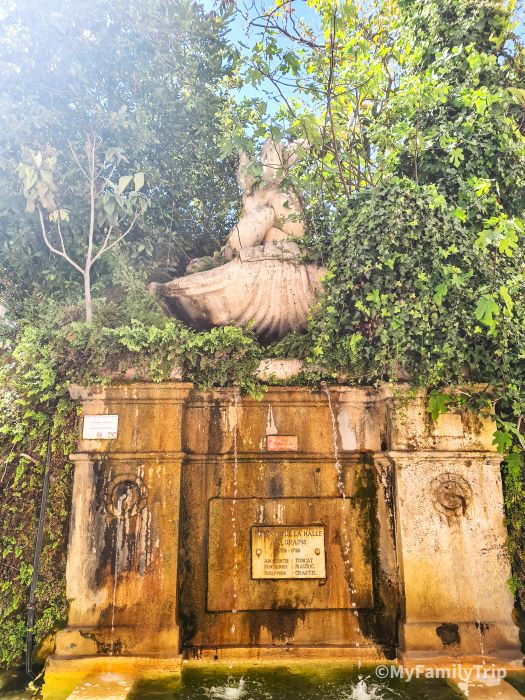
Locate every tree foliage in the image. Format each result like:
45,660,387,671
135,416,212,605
0,0,239,320
232,0,525,605
17,139,148,321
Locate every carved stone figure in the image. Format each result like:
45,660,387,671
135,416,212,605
224,139,307,258
150,138,325,340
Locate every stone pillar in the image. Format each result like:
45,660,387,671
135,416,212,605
52,383,192,666
382,388,521,663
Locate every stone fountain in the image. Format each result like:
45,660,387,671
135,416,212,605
41,141,523,699
150,139,325,340
46,384,521,685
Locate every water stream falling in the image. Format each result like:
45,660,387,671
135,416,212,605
230,390,240,636
458,517,486,665
321,383,359,619
109,489,131,657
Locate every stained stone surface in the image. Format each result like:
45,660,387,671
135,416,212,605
207,498,372,610
50,383,521,675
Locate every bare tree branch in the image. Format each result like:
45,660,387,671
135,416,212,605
38,208,83,274
68,142,89,181
91,208,143,263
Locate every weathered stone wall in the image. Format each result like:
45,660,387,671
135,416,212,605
53,383,520,665
57,384,192,659
179,387,394,656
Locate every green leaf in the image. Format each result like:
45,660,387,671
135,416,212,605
499,286,513,313
428,391,453,421
365,289,380,305
505,452,524,477
117,175,133,194
508,87,525,106
474,294,500,328
433,282,448,305
134,172,145,192
493,429,512,453
449,147,464,167
471,178,492,197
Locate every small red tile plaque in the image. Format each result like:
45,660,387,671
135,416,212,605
266,435,298,451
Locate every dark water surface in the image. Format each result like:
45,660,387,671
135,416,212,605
128,666,465,700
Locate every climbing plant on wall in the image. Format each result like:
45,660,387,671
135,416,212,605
229,0,525,604
0,326,75,668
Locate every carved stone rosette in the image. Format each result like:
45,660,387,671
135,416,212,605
430,472,472,520
104,473,148,518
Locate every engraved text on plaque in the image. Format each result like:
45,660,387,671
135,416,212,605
251,526,326,579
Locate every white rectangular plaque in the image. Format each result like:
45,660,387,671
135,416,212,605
251,526,326,579
82,414,119,440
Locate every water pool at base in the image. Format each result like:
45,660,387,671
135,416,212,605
5,664,525,699
127,667,465,700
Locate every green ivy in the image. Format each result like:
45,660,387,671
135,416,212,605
0,327,75,668
306,179,525,387
0,317,266,669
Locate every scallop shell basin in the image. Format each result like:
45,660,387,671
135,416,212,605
152,242,326,340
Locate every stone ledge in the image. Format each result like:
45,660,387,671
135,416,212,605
70,451,187,461
70,382,193,401
397,651,523,669
183,646,388,663
377,450,501,460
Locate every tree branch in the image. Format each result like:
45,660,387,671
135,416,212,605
326,12,350,200
85,135,97,273
91,208,143,263
68,142,89,182
38,208,83,274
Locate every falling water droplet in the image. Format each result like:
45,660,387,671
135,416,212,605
110,488,130,658
322,382,359,620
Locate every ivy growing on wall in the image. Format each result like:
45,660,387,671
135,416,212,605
0,316,268,668
0,328,75,668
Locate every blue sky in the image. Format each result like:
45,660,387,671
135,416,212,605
222,0,320,48
204,1,322,108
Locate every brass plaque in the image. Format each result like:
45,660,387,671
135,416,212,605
251,526,326,579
